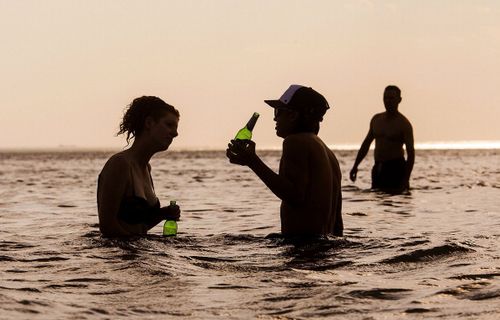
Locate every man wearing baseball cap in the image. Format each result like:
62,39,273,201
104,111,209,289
226,84,343,237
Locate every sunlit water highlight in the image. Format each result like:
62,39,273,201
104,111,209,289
0,149,499,319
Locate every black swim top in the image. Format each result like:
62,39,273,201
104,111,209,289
97,159,162,226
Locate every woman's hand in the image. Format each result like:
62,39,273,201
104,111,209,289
160,203,181,221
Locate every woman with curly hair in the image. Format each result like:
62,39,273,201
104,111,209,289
97,96,181,237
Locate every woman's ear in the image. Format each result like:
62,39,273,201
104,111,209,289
144,116,155,130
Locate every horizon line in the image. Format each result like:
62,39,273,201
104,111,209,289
1,140,500,152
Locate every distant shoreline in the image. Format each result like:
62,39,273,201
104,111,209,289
1,141,500,153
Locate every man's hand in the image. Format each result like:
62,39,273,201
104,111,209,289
226,139,257,167
349,167,358,182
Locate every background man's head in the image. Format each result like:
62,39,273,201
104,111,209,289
383,85,402,114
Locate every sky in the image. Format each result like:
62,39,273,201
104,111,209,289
1,0,499,150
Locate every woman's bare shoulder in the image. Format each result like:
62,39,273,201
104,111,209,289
101,152,131,176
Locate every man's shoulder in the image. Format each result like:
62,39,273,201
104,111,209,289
371,112,385,123
394,113,413,130
398,112,412,122
285,133,335,157
373,112,411,125
282,133,322,156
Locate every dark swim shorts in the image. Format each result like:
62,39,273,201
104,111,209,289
371,158,407,191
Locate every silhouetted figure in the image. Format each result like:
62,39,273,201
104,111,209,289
350,85,414,194
226,85,343,237
97,96,181,237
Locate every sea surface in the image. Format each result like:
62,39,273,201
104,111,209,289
0,149,499,319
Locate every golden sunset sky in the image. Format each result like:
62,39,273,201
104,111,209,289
1,0,499,150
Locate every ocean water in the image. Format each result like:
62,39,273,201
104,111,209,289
0,149,499,319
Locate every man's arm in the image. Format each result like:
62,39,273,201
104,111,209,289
226,138,307,205
403,123,415,189
350,124,374,182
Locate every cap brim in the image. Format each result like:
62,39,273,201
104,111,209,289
264,99,287,108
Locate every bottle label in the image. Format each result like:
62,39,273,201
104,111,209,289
163,220,177,236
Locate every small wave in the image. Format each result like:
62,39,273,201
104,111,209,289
345,212,367,216
412,186,443,191
342,185,362,192
290,260,353,271
5,269,28,273
0,286,41,293
348,288,412,300
44,283,89,289
405,308,437,314
183,208,213,213
82,229,101,238
262,292,311,302
64,277,110,283
87,308,110,315
467,289,500,300
400,239,431,247
437,282,500,300
0,241,36,250
189,255,238,263
21,256,70,263
381,243,474,264
344,198,372,203
0,255,15,262
18,299,50,307
218,233,265,243
57,204,77,208
449,273,500,280
88,289,130,295
208,283,253,290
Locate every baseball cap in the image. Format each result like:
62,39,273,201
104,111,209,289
264,85,330,121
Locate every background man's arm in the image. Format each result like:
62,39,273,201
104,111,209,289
350,126,374,182
403,124,415,189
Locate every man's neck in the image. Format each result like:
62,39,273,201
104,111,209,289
385,110,400,117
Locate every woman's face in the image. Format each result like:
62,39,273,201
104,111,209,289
149,112,179,151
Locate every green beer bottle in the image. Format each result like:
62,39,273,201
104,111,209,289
235,112,260,140
163,200,178,237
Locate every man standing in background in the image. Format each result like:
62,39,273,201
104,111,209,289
350,85,414,193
